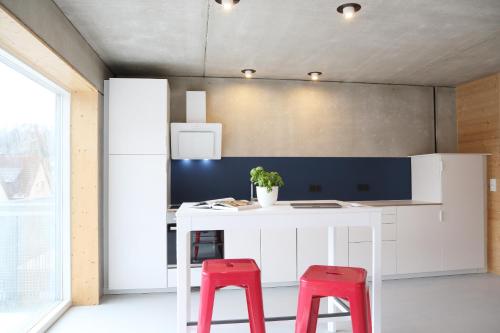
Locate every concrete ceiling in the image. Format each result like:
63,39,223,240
54,0,500,86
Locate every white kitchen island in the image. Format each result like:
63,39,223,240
176,201,383,333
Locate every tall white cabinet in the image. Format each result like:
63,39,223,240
411,154,487,272
107,78,169,291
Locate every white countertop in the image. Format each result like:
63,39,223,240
175,200,383,217
168,199,441,213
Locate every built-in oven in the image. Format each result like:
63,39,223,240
167,222,224,267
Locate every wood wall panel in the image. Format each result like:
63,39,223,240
457,73,500,274
70,91,100,305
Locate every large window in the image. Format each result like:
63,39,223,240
0,48,70,332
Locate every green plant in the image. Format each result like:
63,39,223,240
250,166,285,192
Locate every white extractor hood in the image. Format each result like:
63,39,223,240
170,91,222,160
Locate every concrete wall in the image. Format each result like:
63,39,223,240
0,0,112,92
169,77,456,157
436,87,457,153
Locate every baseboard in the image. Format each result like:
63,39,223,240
29,299,71,333
105,269,488,295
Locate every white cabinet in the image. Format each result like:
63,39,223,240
225,229,261,266
296,227,348,278
108,78,168,155
167,267,201,288
349,241,397,276
106,78,170,292
261,228,296,283
108,155,167,290
349,224,397,243
348,207,398,276
396,205,442,274
440,155,486,270
411,154,487,272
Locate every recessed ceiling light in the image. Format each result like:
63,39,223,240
241,69,256,79
308,72,322,81
337,3,362,20
215,0,240,11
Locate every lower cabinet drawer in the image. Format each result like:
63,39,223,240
167,267,202,288
348,241,397,276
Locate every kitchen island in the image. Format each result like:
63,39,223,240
175,201,383,333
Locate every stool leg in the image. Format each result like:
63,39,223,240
244,283,266,333
295,288,315,333
193,231,201,261
349,288,370,333
366,288,372,333
307,297,321,333
197,277,216,333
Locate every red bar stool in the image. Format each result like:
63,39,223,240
197,258,266,333
295,265,371,333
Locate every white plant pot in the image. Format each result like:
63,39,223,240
256,186,279,208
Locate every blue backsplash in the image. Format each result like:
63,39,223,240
171,157,411,204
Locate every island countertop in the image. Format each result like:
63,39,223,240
168,199,441,213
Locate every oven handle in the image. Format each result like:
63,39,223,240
167,223,177,232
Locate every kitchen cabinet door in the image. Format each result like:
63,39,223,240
348,241,397,276
224,229,261,267
108,155,167,290
296,227,348,278
167,267,201,288
441,155,486,271
261,228,296,283
396,205,442,274
108,78,168,155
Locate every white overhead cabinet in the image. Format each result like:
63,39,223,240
108,78,168,155
106,78,170,292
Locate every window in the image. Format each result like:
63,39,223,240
0,48,70,332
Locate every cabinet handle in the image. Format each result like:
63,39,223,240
439,210,444,222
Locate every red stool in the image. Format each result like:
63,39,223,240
197,259,266,333
295,265,371,333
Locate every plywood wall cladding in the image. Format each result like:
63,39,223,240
1,6,101,304
457,73,500,275
71,91,100,305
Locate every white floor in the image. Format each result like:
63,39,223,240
49,274,500,333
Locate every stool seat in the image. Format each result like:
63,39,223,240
301,265,367,293
296,265,371,333
198,259,266,333
202,258,260,275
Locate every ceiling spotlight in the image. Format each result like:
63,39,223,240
215,0,240,11
241,69,256,78
337,3,361,20
308,72,322,81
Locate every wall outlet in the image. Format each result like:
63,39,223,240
490,178,496,192
357,184,370,192
308,184,322,193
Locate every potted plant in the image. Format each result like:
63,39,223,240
250,166,285,207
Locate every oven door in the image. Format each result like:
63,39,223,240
167,223,224,267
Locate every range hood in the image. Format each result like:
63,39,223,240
171,91,222,160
